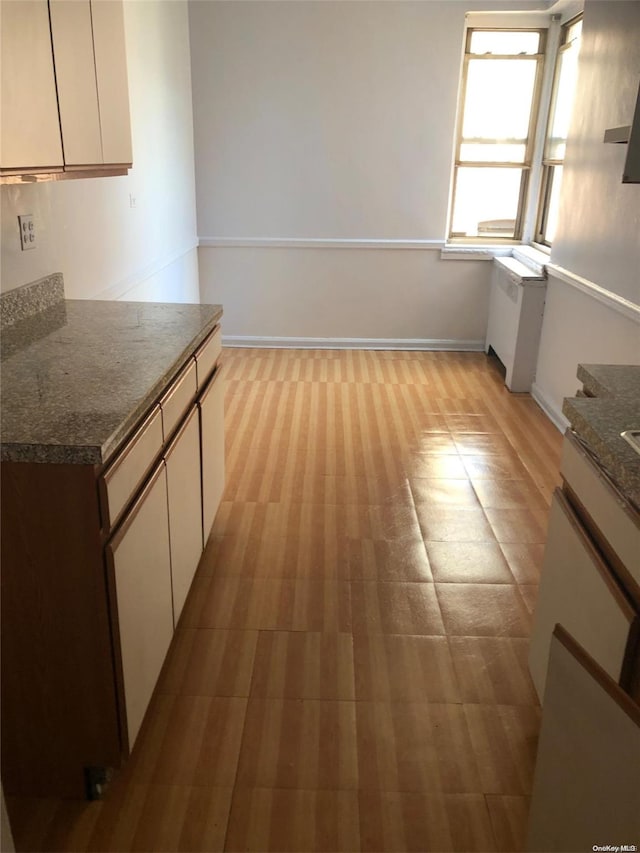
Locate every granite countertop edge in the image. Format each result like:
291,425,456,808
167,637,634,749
1,303,223,466
562,395,640,511
576,363,640,400
96,309,222,465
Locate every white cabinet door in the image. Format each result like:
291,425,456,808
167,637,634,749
49,0,102,166
91,0,132,164
106,463,173,752
165,407,204,627
0,0,63,170
527,626,640,852
198,367,225,546
529,489,637,700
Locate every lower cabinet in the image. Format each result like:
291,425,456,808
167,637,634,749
199,366,225,546
526,626,640,851
165,405,203,627
0,331,224,797
106,463,174,752
529,488,638,699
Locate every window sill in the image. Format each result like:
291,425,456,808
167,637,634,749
440,243,549,278
512,244,549,276
440,244,515,260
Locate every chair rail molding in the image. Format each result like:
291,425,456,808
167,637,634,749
546,263,640,323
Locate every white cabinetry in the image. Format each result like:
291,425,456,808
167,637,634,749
529,429,640,699
101,406,163,529
49,0,102,166
199,367,225,546
90,0,132,165
100,324,224,750
527,626,640,852
165,407,204,627
529,488,637,699
106,464,174,751
0,0,63,170
1,0,132,179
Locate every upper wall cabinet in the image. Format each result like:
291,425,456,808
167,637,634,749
0,1,64,171
90,0,132,166
0,0,132,181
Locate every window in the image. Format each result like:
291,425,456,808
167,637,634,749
449,29,546,241
535,16,582,246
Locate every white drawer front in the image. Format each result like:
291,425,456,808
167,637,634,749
529,489,637,701
102,405,163,529
195,325,222,389
160,358,197,441
562,432,640,593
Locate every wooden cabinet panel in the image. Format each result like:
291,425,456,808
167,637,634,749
529,489,638,700
0,0,63,170
49,0,102,166
199,366,225,546
0,461,121,798
165,407,204,626
107,464,173,751
91,0,132,165
527,626,640,852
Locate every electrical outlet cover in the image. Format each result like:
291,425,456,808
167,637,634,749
18,214,36,251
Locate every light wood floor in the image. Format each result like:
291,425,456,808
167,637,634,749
6,348,563,852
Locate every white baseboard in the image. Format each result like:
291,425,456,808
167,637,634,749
531,381,569,433
222,335,485,352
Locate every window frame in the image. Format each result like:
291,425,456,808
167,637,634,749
448,27,547,244
534,14,583,247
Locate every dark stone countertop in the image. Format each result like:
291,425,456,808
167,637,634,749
1,299,222,465
563,365,640,511
577,363,640,399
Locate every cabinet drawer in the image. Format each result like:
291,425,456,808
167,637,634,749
199,365,225,545
159,358,197,441
529,488,638,701
101,405,163,530
562,431,640,597
195,325,222,389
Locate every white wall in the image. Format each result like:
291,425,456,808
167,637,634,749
190,0,544,346
551,0,640,303
1,0,199,303
199,247,490,345
534,277,639,424
533,0,640,424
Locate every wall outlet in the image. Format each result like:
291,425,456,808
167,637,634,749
18,214,36,251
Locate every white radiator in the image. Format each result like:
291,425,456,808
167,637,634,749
485,256,547,392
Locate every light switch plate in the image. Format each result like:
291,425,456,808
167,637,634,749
18,214,36,251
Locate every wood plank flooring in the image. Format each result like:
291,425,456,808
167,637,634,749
6,348,562,852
